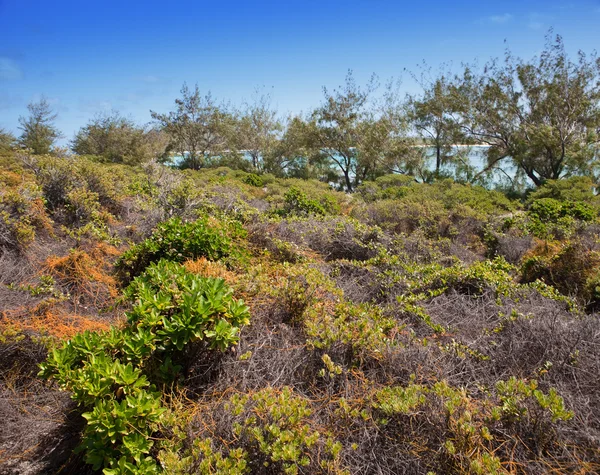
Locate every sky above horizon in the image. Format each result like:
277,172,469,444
1,0,600,145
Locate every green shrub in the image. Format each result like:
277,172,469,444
227,387,346,475
358,175,517,216
372,378,572,474
278,186,328,216
123,260,250,354
520,240,600,303
527,198,596,239
64,188,106,225
242,173,264,187
39,260,250,474
526,176,599,204
304,301,396,361
0,183,52,251
493,377,573,425
115,215,247,285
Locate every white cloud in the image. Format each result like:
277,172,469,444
0,58,23,80
489,13,512,24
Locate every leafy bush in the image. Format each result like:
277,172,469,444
0,182,52,252
372,378,572,474
527,198,596,239
226,387,346,475
250,215,384,262
39,259,250,474
304,300,396,363
242,173,264,187
521,239,600,303
354,179,517,253
63,188,108,226
277,186,328,216
115,215,247,285
358,176,516,215
526,176,599,204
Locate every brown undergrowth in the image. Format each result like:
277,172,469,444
42,243,120,310
1,304,111,341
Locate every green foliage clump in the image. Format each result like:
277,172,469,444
526,176,599,204
242,173,264,187
359,176,516,214
272,264,337,323
526,197,596,239
305,301,396,361
115,215,247,285
521,240,600,304
0,182,51,252
493,377,573,425
372,378,572,475
160,437,249,475
355,177,517,246
227,386,346,475
64,188,105,225
15,155,137,242
278,186,329,216
39,259,250,474
123,259,250,353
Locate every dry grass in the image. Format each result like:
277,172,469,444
184,257,237,284
42,243,120,311
1,304,111,341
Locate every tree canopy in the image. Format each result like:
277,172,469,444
455,34,600,186
18,97,62,155
72,111,168,164
151,84,234,170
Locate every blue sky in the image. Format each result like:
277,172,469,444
1,0,600,144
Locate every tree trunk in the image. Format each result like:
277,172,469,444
344,170,353,192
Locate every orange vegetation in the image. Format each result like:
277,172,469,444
43,243,120,308
1,305,110,340
184,257,237,284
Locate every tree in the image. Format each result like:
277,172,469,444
455,34,600,186
72,111,168,164
406,66,469,180
0,128,15,152
150,83,232,170
233,91,282,172
18,97,62,154
307,72,408,191
264,115,331,179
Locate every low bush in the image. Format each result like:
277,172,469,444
115,215,247,285
372,378,572,474
160,387,347,475
275,186,329,217
0,182,52,253
249,215,385,262
242,173,263,187
39,259,250,474
19,154,135,218
526,198,597,239
526,176,599,204
520,239,600,304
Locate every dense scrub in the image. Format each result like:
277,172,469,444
1,152,600,474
